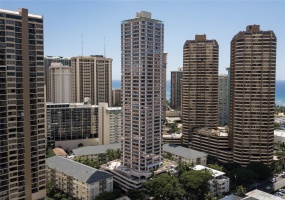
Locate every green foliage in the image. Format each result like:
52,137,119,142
236,185,246,197
143,173,186,200
106,149,121,161
230,168,260,184
179,170,212,200
246,162,272,180
95,191,116,200
204,191,218,200
78,143,84,148
76,156,101,169
167,123,179,133
207,164,223,172
46,180,73,200
270,160,283,176
46,148,55,158
126,189,145,200
177,161,193,176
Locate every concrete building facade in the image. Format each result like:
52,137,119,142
46,156,113,200
48,62,72,103
171,68,183,110
182,35,219,144
121,11,164,172
44,56,71,103
112,88,121,106
218,74,229,126
98,103,122,145
229,25,276,166
46,99,98,148
0,8,46,200
71,55,112,106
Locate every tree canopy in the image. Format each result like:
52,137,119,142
246,162,272,180
143,173,186,200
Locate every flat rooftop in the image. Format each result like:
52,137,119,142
72,143,121,156
193,165,225,177
274,130,285,137
163,143,207,160
246,189,283,200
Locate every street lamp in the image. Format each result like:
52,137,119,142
251,179,257,189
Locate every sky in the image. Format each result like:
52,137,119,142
0,0,284,80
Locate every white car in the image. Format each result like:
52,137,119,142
266,186,271,190
272,178,277,182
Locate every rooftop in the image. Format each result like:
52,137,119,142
72,143,121,156
52,148,67,157
246,189,283,200
46,156,113,184
163,143,207,160
0,8,42,19
274,130,285,137
193,165,225,177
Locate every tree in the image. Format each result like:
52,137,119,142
168,123,179,133
247,162,272,180
78,143,84,147
126,189,145,200
230,168,259,184
143,173,186,200
179,170,212,200
46,148,55,158
95,191,116,200
236,185,246,197
270,160,283,176
204,191,218,200
207,164,223,172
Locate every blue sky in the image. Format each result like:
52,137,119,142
1,0,284,80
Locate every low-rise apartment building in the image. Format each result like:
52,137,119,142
163,143,207,165
72,143,121,162
46,156,113,200
193,165,230,195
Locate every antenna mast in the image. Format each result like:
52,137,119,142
104,36,106,57
81,34,83,56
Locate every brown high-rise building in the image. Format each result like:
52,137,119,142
230,25,276,166
182,35,219,145
171,67,183,110
0,8,46,200
71,55,112,105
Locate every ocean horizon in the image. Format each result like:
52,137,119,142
113,80,285,106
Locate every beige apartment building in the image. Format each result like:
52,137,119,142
229,25,276,166
182,35,219,145
112,88,121,106
46,156,113,200
48,63,72,103
71,55,112,105
44,56,71,102
0,8,46,200
98,103,122,145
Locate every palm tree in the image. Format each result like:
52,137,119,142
236,185,246,197
204,192,218,200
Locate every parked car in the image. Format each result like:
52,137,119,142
271,178,277,182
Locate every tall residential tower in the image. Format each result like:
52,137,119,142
121,11,164,172
171,67,183,110
0,8,46,200
229,25,276,166
182,35,219,144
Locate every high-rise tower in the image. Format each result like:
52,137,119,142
171,67,183,110
230,25,276,166
182,35,219,144
0,8,46,200
121,11,164,172
71,55,112,105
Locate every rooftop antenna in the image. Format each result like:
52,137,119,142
104,36,106,57
81,34,83,56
